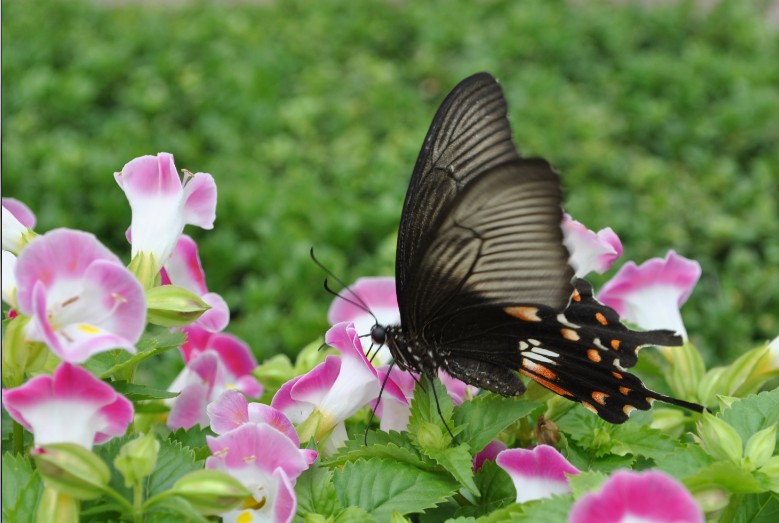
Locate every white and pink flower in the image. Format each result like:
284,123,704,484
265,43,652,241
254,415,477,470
2,197,37,255
2,362,133,449
562,214,622,277
162,235,229,332
206,423,310,523
272,322,402,451
496,444,580,503
14,228,146,363
569,470,704,523
167,326,262,430
115,153,216,272
598,250,701,340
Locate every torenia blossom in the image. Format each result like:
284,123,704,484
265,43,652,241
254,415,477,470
328,277,399,364
562,214,622,277
495,445,579,503
272,322,400,452
373,366,416,432
569,470,704,523
162,235,229,332
114,153,216,273
167,326,262,430
15,228,146,363
206,423,309,523
2,362,133,449
473,440,508,472
207,390,317,465
2,197,37,255
598,250,701,341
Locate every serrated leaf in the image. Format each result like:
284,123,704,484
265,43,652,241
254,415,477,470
145,495,210,523
2,452,43,523
326,440,432,470
653,442,713,479
93,434,135,500
408,379,456,449
333,506,377,523
474,502,524,523
453,395,542,453
455,460,515,518
148,439,202,497
428,444,479,497
567,470,608,498
167,426,211,461
296,465,339,517
504,494,574,523
332,458,459,520
111,381,179,401
684,461,763,493
325,429,426,466
720,492,779,523
564,440,635,473
721,389,779,447
610,424,680,460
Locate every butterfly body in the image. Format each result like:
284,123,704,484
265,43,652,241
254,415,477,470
374,72,703,423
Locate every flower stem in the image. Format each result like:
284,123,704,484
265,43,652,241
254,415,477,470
13,420,24,455
133,480,144,523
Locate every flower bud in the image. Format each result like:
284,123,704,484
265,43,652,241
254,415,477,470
114,432,160,487
168,469,251,515
146,284,210,327
649,408,686,439
664,342,706,400
415,421,446,450
696,412,743,463
758,455,779,493
128,252,161,290
32,444,111,500
35,486,79,523
744,425,777,470
1,315,48,387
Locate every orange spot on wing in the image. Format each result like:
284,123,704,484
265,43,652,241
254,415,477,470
623,405,636,415
595,312,608,325
587,349,601,362
561,328,580,341
611,339,621,350
523,359,557,380
619,386,632,396
581,401,598,414
592,391,609,405
505,306,541,322
520,369,573,398
572,289,581,302
612,371,623,380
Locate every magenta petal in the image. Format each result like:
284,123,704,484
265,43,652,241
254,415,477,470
181,326,213,362
2,197,36,228
116,153,181,197
562,215,623,277
198,292,230,332
273,468,297,523
207,390,249,435
94,393,134,444
182,172,217,229
168,380,211,430
246,403,299,445
474,440,508,472
165,235,208,295
327,277,398,324
209,332,257,377
80,259,146,341
496,445,579,503
235,375,264,398
569,470,704,523
286,356,341,407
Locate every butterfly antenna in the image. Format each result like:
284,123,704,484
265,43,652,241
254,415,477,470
428,375,459,444
310,248,379,325
365,362,398,445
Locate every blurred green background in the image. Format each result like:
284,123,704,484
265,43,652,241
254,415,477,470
3,0,778,366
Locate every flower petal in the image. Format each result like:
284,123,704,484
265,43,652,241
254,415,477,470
182,172,217,230
562,214,623,277
496,445,579,503
568,470,704,523
474,440,508,472
2,251,18,308
2,197,36,228
198,292,230,332
207,390,250,435
164,235,208,295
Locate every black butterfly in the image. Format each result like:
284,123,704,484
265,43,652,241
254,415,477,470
368,72,703,424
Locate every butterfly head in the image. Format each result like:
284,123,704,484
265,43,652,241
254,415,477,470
370,324,387,346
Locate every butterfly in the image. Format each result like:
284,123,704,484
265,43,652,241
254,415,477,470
367,72,703,423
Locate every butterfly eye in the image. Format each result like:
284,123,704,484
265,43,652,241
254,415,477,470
370,325,386,345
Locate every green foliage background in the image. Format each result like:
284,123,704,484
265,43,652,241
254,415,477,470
3,0,778,366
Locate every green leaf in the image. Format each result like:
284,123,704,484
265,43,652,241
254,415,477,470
453,395,542,453
720,389,779,448
148,439,202,497
462,460,515,518
145,496,210,523
505,495,574,523
2,452,43,523
474,503,524,523
720,493,779,523
408,379,456,450
333,506,377,523
111,381,179,401
684,461,763,494
563,440,635,473
296,465,340,518
610,424,681,460
332,458,459,521
653,442,713,479
567,470,608,498
84,330,185,379
167,426,211,461
428,444,479,497
323,429,430,469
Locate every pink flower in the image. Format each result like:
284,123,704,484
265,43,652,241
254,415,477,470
115,153,216,272
496,445,580,503
272,322,403,451
14,228,146,363
372,366,416,432
562,214,623,277
207,390,318,466
161,235,229,332
2,197,37,255
2,363,133,449
473,440,508,472
206,423,310,523
167,326,262,430
569,470,704,523
598,251,701,340
2,251,18,308
328,277,399,364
